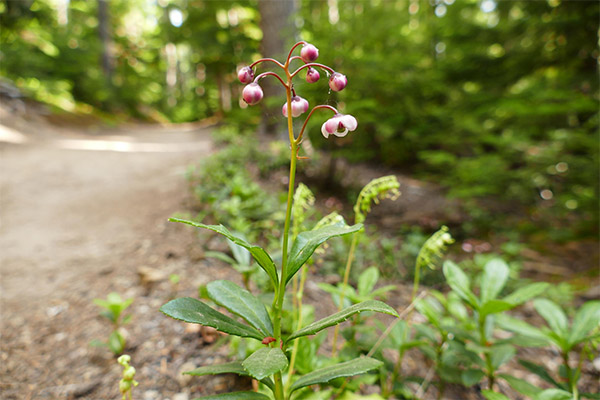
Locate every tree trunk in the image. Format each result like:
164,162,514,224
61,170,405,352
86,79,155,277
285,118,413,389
98,0,113,81
257,0,296,138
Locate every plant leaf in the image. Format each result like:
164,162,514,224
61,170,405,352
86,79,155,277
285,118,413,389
461,368,485,386
286,300,399,343
358,267,379,296
286,224,363,284
480,258,510,303
480,300,515,317
534,389,574,400
242,347,288,380
443,261,479,308
169,218,278,290
290,357,383,393
503,282,550,306
207,280,273,336
160,297,263,340
533,299,568,340
568,300,600,347
519,359,567,390
184,361,274,391
499,374,542,397
490,344,516,369
496,314,550,343
195,392,272,400
482,390,511,400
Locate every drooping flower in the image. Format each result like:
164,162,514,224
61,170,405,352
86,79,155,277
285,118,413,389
242,83,263,105
237,66,254,84
305,67,320,83
329,72,347,92
300,43,319,63
321,113,358,138
282,96,309,118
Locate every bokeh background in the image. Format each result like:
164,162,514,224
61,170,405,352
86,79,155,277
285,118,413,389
1,0,598,249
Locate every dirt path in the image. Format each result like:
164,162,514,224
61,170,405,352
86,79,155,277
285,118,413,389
0,114,237,399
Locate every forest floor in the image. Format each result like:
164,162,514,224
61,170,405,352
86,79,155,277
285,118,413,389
0,102,598,400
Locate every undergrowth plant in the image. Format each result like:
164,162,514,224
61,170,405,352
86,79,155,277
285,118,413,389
161,41,400,400
92,292,133,355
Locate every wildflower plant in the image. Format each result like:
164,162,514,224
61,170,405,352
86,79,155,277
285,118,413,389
161,42,399,399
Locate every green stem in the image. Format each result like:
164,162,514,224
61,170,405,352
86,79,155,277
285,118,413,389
479,315,495,389
272,81,298,400
331,233,359,357
563,351,578,399
285,263,309,393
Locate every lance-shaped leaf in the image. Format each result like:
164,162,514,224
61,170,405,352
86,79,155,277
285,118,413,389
197,392,272,400
482,391,511,400
285,224,363,284
503,282,549,306
443,261,479,308
568,300,600,347
160,297,262,340
169,218,278,289
480,258,509,303
207,280,273,336
290,357,382,393
286,300,399,343
242,347,288,380
184,361,274,391
533,299,568,339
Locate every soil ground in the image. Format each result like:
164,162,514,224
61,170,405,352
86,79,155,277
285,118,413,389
0,103,598,400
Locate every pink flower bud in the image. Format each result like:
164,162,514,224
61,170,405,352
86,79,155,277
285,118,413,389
306,67,320,83
282,96,309,118
242,83,263,106
321,113,358,138
329,72,347,92
237,66,254,84
300,43,319,63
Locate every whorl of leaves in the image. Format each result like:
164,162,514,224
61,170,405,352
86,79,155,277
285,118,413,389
416,225,454,271
353,175,400,224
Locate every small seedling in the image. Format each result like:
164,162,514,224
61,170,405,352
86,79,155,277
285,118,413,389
92,292,133,355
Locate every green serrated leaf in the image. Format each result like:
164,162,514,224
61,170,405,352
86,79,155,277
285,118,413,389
160,297,263,340
242,347,288,380
290,357,383,393
443,261,479,308
499,373,542,397
169,218,278,290
286,300,399,343
194,392,272,400
207,280,273,336
533,299,569,340
503,282,550,306
184,361,274,391
286,224,363,284
569,300,600,347
480,258,510,303
482,390,511,400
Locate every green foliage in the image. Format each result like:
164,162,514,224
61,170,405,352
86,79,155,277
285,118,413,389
286,301,399,343
290,357,383,393
299,0,599,240
92,292,133,355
